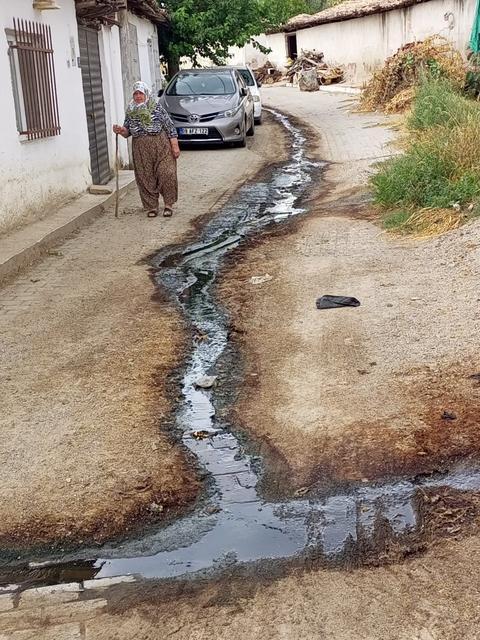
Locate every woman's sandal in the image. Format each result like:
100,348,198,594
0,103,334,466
147,210,158,218
163,207,173,217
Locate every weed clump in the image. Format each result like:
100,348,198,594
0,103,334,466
408,78,480,131
372,79,480,236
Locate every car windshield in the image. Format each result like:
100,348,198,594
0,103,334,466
238,69,255,87
167,72,235,96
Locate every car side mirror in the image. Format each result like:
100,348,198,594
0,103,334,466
240,87,247,97
158,89,164,97
257,80,262,88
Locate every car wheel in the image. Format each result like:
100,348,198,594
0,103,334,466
235,121,247,147
255,115,262,125
247,113,255,137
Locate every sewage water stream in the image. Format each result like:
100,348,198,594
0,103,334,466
2,111,480,588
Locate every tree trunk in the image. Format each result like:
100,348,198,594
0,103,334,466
157,24,180,80
167,53,180,78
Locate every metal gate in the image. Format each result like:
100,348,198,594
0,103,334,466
78,26,110,185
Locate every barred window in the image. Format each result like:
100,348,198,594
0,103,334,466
7,18,61,140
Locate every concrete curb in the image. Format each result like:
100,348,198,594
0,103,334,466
264,83,362,95
0,171,135,285
319,85,362,95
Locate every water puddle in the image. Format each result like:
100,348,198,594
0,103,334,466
2,110,480,588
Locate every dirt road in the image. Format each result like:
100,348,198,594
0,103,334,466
80,535,480,639
0,118,283,547
81,87,480,640
219,87,480,492
3,89,480,640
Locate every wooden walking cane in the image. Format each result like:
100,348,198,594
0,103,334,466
114,132,120,218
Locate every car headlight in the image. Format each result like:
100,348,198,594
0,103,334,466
220,105,242,118
253,96,260,102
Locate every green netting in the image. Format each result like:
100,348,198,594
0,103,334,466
470,0,480,53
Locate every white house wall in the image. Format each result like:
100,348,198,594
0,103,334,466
262,32,289,71
98,25,129,167
127,13,158,89
227,35,270,69
262,0,476,83
181,35,270,69
0,0,91,234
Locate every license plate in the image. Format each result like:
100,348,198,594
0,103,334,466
179,127,209,135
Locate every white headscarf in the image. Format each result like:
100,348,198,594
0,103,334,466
128,81,152,111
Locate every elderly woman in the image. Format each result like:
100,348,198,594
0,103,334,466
113,81,180,218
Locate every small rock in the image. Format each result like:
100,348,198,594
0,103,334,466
194,375,217,389
294,486,311,497
204,504,221,515
88,185,113,195
249,274,273,285
441,411,457,421
386,303,393,308
149,502,164,513
192,430,212,440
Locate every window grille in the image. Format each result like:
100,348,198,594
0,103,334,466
8,18,61,140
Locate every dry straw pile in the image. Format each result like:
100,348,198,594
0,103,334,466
391,207,466,238
360,36,466,113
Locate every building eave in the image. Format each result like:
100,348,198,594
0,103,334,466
279,0,431,33
75,0,168,28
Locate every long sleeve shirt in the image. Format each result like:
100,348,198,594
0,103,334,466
124,101,178,139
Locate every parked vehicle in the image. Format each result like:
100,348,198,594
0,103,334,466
159,68,255,147
232,66,263,125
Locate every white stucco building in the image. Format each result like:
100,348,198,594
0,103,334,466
253,0,476,82
1,0,166,234
0,0,91,234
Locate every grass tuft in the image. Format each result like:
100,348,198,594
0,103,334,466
408,78,479,131
372,78,480,236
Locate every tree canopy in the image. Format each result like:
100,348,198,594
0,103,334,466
158,0,311,69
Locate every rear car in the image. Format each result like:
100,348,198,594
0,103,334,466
234,66,263,125
160,68,255,146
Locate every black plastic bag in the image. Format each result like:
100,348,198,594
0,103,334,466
316,295,361,310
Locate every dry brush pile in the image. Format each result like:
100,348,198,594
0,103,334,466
286,50,344,88
360,36,466,113
253,50,344,90
254,61,284,85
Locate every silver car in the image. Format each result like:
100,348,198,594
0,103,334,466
159,68,255,147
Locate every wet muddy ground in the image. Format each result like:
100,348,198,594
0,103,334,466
2,109,480,596
0,114,283,555
3,90,480,640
